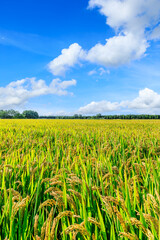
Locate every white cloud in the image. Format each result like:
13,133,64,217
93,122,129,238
48,43,86,76
88,68,109,76
128,88,160,109
78,88,160,114
99,67,108,75
149,25,160,40
86,33,148,67
86,0,160,67
0,78,76,108
78,100,120,114
49,0,160,75
88,69,97,75
88,0,160,33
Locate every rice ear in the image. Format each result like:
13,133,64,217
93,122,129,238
119,232,139,240
34,214,39,237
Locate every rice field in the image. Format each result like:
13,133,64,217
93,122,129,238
0,119,160,240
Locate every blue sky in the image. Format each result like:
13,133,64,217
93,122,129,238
1,0,160,115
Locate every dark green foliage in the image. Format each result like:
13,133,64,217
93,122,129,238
22,110,39,119
1,109,160,119
0,110,38,119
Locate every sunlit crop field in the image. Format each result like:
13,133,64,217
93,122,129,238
0,120,160,240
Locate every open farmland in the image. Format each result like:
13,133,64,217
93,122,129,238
0,120,160,240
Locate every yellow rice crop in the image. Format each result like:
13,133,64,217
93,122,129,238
0,119,160,239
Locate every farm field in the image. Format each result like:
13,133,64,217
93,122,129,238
0,119,160,240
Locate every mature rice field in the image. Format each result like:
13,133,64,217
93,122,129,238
0,119,160,240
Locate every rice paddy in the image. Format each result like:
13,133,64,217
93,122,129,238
0,119,160,240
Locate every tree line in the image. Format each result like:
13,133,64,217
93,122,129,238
40,114,160,119
0,110,39,119
1,110,160,119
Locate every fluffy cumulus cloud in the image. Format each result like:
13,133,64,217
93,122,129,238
88,0,160,31
49,0,160,75
78,88,160,114
48,43,86,76
78,100,120,114
86,34,148,67
87,0,160,67
0,78,76,108
128,88,160,109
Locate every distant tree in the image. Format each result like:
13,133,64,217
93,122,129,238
0,110,7,118
0,110,24,118
7,109,20,118
95,113,102,119
22,110,39,119
73,114,79,119
14,113,24,119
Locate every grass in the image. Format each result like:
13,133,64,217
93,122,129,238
0,119,160,240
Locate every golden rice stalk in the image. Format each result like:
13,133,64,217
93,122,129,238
72,231,77,240
92,233,96,240
80,221,85,227
49,175,61,182
4,164,14,169
57,168,70,174
104,196,119,205
68,173,77,177
50,211,80,239
137,212,159,234
57,211,80,221
41,178,51,184
63,224,90,237
31,166,38,176
50,218,58,239
12,196,22,202
102,199,114,218
104,182,110,190
6,188,21,197
68,189,82,201
44,207,54,240
54,190,63,196
112,166,119,173
88,217,101,229
15,180,22,186
39,199,57,210
115,189,123,199
145,229,155,240
36,235,41,240
50,181,63,186
92,186,102,192
129,218,154,240
68,176,82,185
102,173,113,181
147,194,160,214
141,162,146,175
11,196,30,219
119,232,139,240
53,190,78,213
116,177,125,188
34,214,39,237
49,195,64,209
44,187,59,195
113,206,128,232
144,196,151,213
41,221,46,240
115,193,130,215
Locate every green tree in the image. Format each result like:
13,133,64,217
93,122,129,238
22,110,39,119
